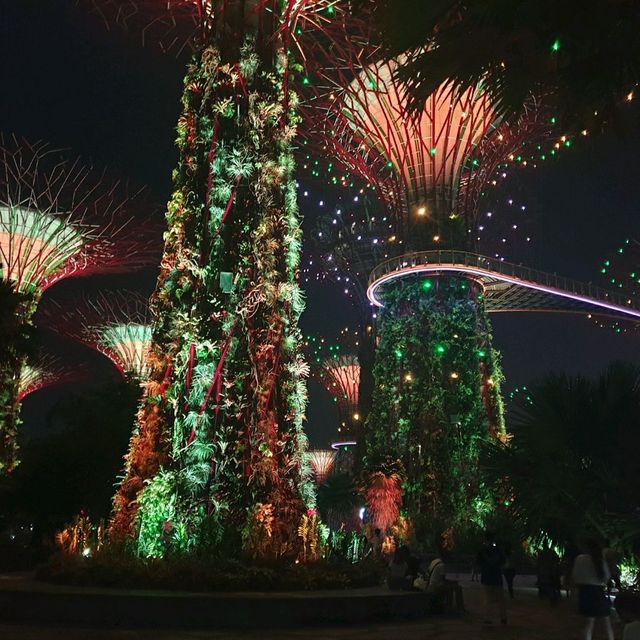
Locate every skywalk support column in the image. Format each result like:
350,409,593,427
364,274,505,545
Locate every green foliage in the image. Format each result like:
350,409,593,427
0,281,39,473
39,548,385,592
122,26,312,558
363,276,504,541
483,362,640,551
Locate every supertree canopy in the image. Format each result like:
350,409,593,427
297,9,551,541
0,136,157,475
307,449,336,484
85,0,356,559
18,354,86,402
38,291,153,382
306,329,363,438
320,354,360,436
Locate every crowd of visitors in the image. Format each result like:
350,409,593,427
383,531,639,638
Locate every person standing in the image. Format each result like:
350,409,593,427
477,532,507,625
603,540,622,593
503,543,516,599
572,540,614,640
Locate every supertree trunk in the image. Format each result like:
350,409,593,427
0,294,37,474
110,1,312,558
363,275,505,545
0,357,23,473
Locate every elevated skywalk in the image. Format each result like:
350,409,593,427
367,251,640,322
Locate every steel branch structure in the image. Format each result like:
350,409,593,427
18,355,87,402
319,354,360,432
0,136,160,298
0,136,159,475
81,0,351,56
38,290,153,381
307,448,336,484
300,20,552,248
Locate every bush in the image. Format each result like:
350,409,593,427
37,548,385,592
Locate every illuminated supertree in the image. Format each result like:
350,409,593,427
307,449,336,484
297,10,558,539
306,328,362,436
38,291,153,381
81,0,354,558
0,136,157,474
319,354,360,436
18,354,86,402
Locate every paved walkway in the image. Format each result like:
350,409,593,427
0,577,622,639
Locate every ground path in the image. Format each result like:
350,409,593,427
0,575,622,639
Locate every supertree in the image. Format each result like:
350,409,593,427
0,136,157,474
38,291,153,382
306,329,361,438
307,449,336,484
81,0,356,559
298,9,555,540
320,353,360,437
18,354,87,402
305,193,388,426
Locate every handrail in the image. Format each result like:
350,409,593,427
367,250,640,318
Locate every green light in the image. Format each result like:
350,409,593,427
551,38,561,52
387,161,393,168
550,117,556,124
327,5,335,15
564,139,572,147
601,268,607,274
302,76,310,85
422,279,433,291
477,350,486,358
395,349,403,359
605,260,610,266
434,344,446,355
430,147,437,156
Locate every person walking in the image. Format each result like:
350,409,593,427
477,532,507,625
572,539,614,640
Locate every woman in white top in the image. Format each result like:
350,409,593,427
572,540,613,640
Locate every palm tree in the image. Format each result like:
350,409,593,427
482,363,640,549
366,0,640,130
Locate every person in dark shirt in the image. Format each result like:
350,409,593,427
477,532,507,625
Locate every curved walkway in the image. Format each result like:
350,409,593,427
367,250,640,322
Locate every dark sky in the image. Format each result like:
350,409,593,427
3,1,640,448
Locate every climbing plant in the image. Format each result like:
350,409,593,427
363,276,505,544
110,13,312,559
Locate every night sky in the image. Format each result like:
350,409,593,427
3,1,640,448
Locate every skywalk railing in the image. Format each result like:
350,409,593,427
367,250,640,313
